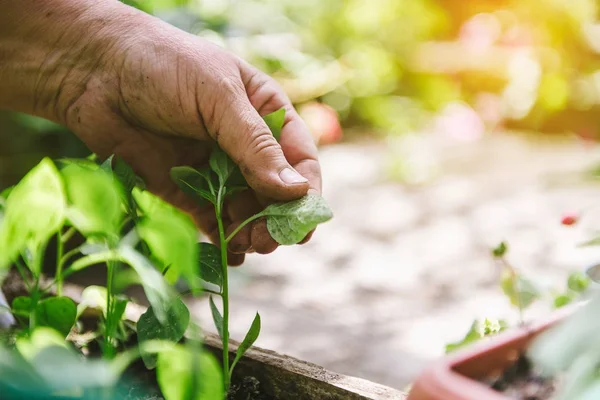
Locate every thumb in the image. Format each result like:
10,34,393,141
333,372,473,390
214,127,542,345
212,80,309,201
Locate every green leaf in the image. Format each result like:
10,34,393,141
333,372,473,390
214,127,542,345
554,293,573,309
445,318,508,353
113,156,145,192
157,345,224,400
0,186,13,202
263,108,286,141
209,146,237,187
11,296,34,318
137,298,190,369
209,296,224,340
231,312,261,373
133,188,199,286
500,270,540,309
567,271,590,293
16,327,68,361
117,246,175,323
61,164,124,239
170,166,216,204
492,241,508,258
56,158,100,171
199,243,222,288
258,195,333,245
34,297,77,337
32,345,121,392
0,158,66,272
77,286,127,321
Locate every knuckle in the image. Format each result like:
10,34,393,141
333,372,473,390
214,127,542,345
246,128,281,156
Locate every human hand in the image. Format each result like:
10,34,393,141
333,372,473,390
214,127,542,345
0,0,321,265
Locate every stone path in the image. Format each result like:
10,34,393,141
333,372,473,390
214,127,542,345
189,132,600,390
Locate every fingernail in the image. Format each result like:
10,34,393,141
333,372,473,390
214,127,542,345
279,167,308,184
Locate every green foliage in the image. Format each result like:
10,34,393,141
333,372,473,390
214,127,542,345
209,296,225,341
500,271,541,310
61,164,124,240
34,297,77,337
492,242,508,258
199,243,222,289
169,107,334,391
170,166,216,204
137,298,190,369
230,313,261,376
210,146,238,188
445,318,508,353
0,158,65,272
259,195,334,245
530,293,600,400
133,188,198,286
157,345,224,400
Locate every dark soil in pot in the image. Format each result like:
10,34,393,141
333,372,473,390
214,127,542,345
486,354,556,400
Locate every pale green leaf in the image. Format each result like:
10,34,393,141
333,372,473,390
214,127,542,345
61,164,123,239
157,346,224,400
117,246,175,323
259,195,333,245
0,158,66,272
500,270,540,310
133,188,198,286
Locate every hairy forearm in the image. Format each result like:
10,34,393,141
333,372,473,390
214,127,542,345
0,0,139,123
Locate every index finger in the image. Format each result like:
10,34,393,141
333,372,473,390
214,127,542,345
277,105,322,196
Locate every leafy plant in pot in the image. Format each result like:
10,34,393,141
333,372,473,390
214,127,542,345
407,240,593,400
0,109,333,400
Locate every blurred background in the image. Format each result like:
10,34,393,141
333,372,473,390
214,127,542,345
4,0,600,391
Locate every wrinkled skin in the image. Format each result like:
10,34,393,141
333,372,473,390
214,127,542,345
0,0,322,265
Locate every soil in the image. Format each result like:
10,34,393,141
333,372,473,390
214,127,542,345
227,376,272,400
488,354,557,400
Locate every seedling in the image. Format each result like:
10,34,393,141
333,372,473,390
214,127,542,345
0,154,224,398
171,108,333,391
445,241,590,354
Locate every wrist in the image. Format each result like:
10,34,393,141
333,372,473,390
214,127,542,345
0,0,137,124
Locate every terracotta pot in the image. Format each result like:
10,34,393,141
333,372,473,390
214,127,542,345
407,309,572,400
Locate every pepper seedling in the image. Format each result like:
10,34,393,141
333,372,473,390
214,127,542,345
171,108,333,392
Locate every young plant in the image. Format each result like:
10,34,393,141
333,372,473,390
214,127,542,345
171,108,333,391
0,155,226,399
445,241,590,354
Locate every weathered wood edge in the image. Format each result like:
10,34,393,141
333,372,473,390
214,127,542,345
2,272,407,400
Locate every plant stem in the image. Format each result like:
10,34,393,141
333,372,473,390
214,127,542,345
55,230,64,296
225,214,262,244
216,188,230,392
502,257,524,326
14,259,31,292
104,260,116,359
61,227,76,243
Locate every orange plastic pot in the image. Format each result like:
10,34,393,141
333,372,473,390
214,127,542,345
407,309,572,400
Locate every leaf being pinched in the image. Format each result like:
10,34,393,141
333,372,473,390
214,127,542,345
259,195,333,245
